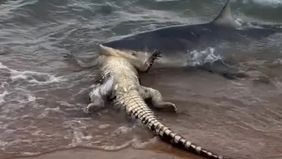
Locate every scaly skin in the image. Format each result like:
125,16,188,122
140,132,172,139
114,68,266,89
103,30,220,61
85,45,228,159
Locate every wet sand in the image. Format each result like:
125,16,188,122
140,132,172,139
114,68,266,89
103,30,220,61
13,147,203,159
1,65,282,159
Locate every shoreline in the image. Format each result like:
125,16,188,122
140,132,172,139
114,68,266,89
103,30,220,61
8,147,203,159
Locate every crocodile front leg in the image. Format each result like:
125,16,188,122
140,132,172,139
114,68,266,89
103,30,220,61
138,50,161,72
140,86,177,112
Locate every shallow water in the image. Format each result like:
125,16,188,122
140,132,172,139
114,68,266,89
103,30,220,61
0,0,282,159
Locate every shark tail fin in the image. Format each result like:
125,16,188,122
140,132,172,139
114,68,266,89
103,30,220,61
212,0,241,28
99,44,121,56
98,44,141,62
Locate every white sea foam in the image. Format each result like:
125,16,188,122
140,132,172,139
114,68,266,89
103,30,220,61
1,62,61,105
0,62,9,69
186,47,223,66
22,152,41,156
98,124,111,129
0,90,8,104
38,107,61,118
112,126,132,135
155,0,179,2
273,59,282,65
98,141,132,151
0,140,8,147
0,62,65,85
1,87,37,104
27,94,36,102
16,88,36,103
70,130,86,146
0,82,9,104
10,70,64,84
131,137,158,149
252,0,282,6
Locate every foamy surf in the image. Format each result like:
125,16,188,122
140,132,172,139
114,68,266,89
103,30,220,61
0,62,65,85
0,90,8,104
186,47,223,66
0,82,8,104
252,0,282,6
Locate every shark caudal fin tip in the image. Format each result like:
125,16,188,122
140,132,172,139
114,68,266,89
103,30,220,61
98,44,116,56
98,44,107,50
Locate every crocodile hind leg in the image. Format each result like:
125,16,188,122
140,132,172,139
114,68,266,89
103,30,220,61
84,84,105,113
140,86,177,112
84,76,114,113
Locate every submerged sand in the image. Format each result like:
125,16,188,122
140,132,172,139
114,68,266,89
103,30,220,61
12,147,203,159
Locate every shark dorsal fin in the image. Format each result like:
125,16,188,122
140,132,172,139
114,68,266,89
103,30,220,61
212,0,241,28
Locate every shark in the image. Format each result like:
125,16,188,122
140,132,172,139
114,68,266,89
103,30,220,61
102,0,282,78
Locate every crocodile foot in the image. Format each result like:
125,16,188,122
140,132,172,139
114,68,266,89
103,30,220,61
140,86,177,113
84,103,105,114
144,50,161,72
153,101,177,112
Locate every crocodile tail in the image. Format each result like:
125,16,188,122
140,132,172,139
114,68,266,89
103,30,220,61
137,113,225,159
122,91,227,159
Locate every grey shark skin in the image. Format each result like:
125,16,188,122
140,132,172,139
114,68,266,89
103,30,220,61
102,0,281,78
86,45,229,159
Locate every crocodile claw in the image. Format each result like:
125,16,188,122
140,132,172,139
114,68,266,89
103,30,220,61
145,50,162,72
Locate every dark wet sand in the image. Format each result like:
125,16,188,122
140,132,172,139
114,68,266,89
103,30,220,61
12,147,203,159
4,67,282,159
1,65,282,159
